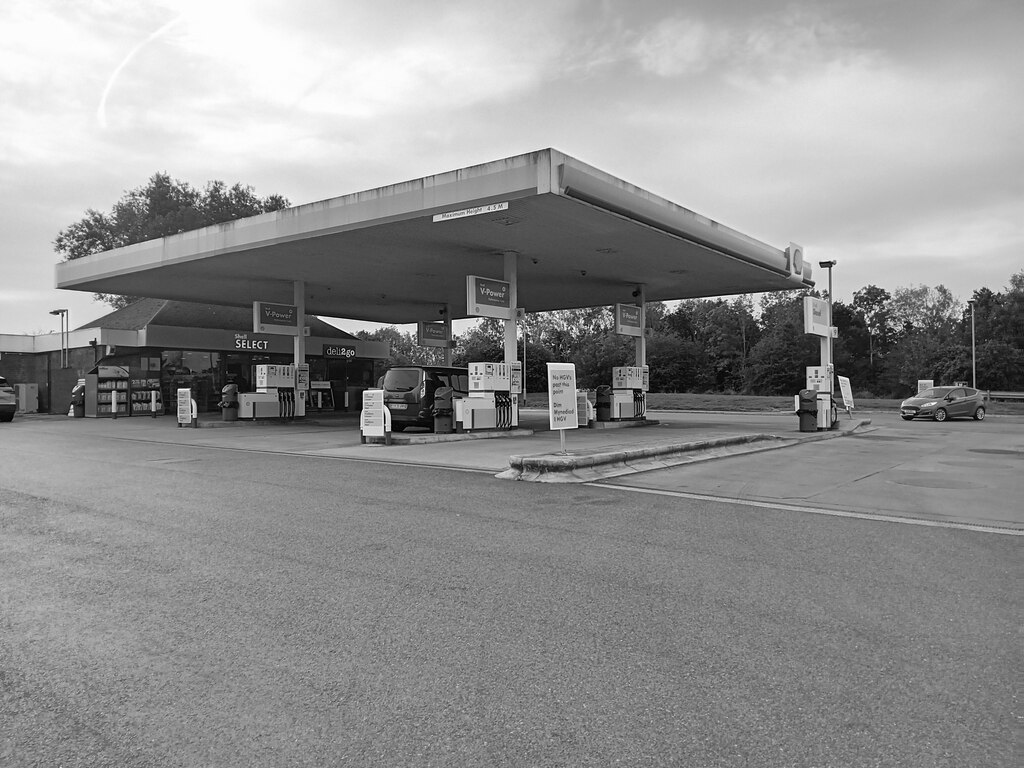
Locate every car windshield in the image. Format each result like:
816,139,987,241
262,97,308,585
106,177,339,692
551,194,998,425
382,369,420,393
918,388,952,398
0,376,11,389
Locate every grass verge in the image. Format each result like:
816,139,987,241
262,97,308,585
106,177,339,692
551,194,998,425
520,392,1024,416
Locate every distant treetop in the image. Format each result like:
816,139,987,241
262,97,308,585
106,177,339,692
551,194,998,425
54,172,289,308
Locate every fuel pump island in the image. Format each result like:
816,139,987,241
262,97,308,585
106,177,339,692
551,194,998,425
796,295,840,432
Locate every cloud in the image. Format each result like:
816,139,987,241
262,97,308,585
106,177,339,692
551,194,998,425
630,18,731,76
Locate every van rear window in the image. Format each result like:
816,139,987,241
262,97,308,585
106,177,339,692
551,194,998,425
382,370,420,392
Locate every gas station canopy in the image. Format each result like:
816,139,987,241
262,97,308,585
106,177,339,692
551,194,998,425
55,148,813,323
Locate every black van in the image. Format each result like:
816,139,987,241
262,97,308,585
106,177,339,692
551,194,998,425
381,366,468,431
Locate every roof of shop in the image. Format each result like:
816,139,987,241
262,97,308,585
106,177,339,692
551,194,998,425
78,299,357,338
56,149,813,324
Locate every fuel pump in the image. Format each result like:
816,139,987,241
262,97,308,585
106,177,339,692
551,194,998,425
241,364,296,419
457,362,519,430
609,366,648,420
805,365,838,430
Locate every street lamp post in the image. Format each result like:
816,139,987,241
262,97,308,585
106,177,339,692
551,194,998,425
968,299,976,388
49,309,68,368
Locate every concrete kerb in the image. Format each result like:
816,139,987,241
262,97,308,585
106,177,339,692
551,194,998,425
498,418,873,483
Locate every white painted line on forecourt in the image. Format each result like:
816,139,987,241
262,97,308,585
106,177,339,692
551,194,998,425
591,483,1023,536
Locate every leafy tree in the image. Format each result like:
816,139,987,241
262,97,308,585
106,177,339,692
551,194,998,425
888,284,961,339
744,291,817,395
975,340,1024,390
830,300,872,387
875,284,964,395
666,296,759,392
356,326,446,367
55,172,289,308
453,318,505,365
520,340,555,395
852,284,892,370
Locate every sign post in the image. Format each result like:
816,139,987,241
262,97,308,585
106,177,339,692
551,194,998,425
547,363,578,454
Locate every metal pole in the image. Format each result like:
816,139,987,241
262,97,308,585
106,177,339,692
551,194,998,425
970,301,976,388
828,266,833,392
522,319,527,404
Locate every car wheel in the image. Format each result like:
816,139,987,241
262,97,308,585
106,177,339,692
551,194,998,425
973,406,986,421
933,408,948,422
901,415,914,421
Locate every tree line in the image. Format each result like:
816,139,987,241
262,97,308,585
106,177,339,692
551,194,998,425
360,273,1024,397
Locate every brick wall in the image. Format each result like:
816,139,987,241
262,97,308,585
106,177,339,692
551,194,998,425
0,346,100,413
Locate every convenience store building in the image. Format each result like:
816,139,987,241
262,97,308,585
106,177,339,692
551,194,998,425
0,299,389,415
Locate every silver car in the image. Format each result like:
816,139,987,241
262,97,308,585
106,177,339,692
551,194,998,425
900,386,986,422
0,375,15,422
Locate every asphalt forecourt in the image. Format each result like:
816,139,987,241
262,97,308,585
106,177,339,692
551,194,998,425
591,411,1024,536
16,407,872,483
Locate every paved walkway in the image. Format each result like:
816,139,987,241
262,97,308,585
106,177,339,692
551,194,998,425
25,408,872,482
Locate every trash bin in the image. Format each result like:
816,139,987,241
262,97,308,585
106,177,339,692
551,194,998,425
70,382,85,418
595,385,612,422
433,386,454,434
219,383,239,422
796,389,818,432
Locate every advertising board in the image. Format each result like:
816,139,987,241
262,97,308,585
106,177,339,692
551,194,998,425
547,363,578,431
417,321,451,348
614,304,642,337
803,296,831,337
466,275,513,320
253,301,300,336
837,375,854,411
360,389,388,438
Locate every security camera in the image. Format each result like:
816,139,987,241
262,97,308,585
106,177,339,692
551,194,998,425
439,308,447,316
631,290,640,297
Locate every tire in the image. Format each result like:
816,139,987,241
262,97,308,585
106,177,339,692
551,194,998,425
901,415,914,421
933,408,948,422
973,406,986,421
0,413,13,423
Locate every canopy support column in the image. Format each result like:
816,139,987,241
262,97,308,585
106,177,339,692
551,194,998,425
635,283,646,368
504,251,518,365
293,280,305,366
443,303,452,366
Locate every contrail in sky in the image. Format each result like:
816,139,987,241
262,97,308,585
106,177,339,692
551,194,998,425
97,14,185,128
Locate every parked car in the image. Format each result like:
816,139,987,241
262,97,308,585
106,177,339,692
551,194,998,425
900,386,986,422
0,376,16,422
381,365,468,431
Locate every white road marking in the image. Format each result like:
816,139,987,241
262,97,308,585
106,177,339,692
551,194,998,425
591,483,1023,536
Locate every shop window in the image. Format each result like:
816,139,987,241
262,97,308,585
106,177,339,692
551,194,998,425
162,351,221,412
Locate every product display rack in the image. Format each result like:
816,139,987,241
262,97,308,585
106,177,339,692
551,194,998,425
84,367,128,417
129,377,162,415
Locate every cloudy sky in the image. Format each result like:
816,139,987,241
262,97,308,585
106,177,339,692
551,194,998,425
1,0,1021,336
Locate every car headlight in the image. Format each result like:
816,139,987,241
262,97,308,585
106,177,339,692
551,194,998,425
923,401,937,407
